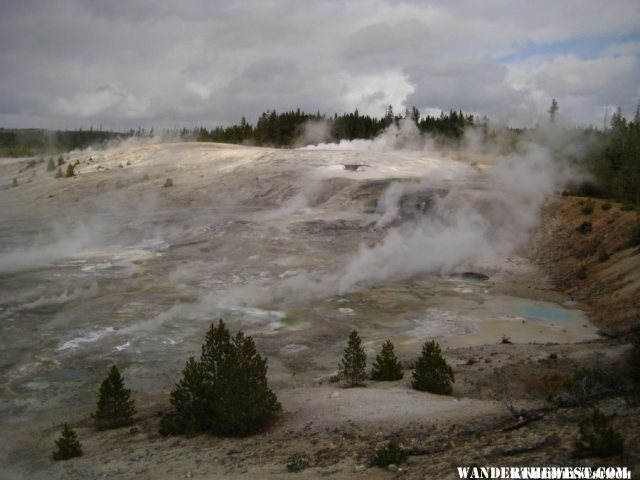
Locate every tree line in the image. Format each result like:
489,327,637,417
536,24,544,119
3,102,638,207
0,107,474,156
0,128,138,157
573,106,640,207
191,106,475,146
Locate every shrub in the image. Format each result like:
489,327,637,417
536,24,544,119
529,372,567,401
598,249,610,262
160,320,281,436
553,367,621,406
92,365,136,430
55,167,64,178
47,158,56,171
286,454,309,472
65,163,75,177
629,332,640,384
52,423,82,461
626,386,640,408
57,155,65,166
601,203,612,211
338,329,367,387
371,340,403,381
411,340,454,394
576,221,592,234
575,408,624,458
629,220,640,247
372,441,408,467
576,265,588,279
581,200,594,215
621,204,636,212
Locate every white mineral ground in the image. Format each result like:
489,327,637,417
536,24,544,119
0,141,600,478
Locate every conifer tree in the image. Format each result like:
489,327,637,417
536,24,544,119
411,340,454,394
52,423,82,461
47,158,56,171
371,339,403,381
159,357,207,435
575,408,624,458
65,163,75,177
338,329,367,387
549,99,559,124
92,365,136,430
160,319,281,436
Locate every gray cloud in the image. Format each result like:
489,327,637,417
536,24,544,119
0,0,638,129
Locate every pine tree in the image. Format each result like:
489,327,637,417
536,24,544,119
47,158,56,171
159,357,207,435
160,319,281,436
371,339,403,381
65,163,75,177
52,423,82,461
92,365,136,430
549,99,559,124
214,330,281,435
411,340,454,394
338,329,367,387
575,408,624,458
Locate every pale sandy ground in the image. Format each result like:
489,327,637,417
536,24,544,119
0,141,635,479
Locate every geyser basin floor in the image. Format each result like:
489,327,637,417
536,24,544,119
0,142,601,478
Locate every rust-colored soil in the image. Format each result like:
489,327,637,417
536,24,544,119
533,196,640,335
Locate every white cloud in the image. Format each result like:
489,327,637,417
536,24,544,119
603,40,640,57
344,71,415,116
505,53,640,124
53,85,150,119
0,0,639,128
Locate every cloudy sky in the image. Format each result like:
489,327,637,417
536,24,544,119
1,0,639,130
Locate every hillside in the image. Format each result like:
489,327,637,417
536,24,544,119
533,197,640,336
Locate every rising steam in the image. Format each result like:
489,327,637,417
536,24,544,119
338,142,573,293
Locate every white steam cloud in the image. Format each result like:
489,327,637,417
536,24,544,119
0,222,104,273
120,122,584,331
302,119,426,151
337,141,573,293
11,282,98,313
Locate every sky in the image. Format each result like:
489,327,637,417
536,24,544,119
1,0,639,130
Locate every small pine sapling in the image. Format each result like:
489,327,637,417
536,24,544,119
411,340,454,394
92,365,136,430
371,339,403,381
338,329,367,387
52,423,82,461
372,441,408,467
